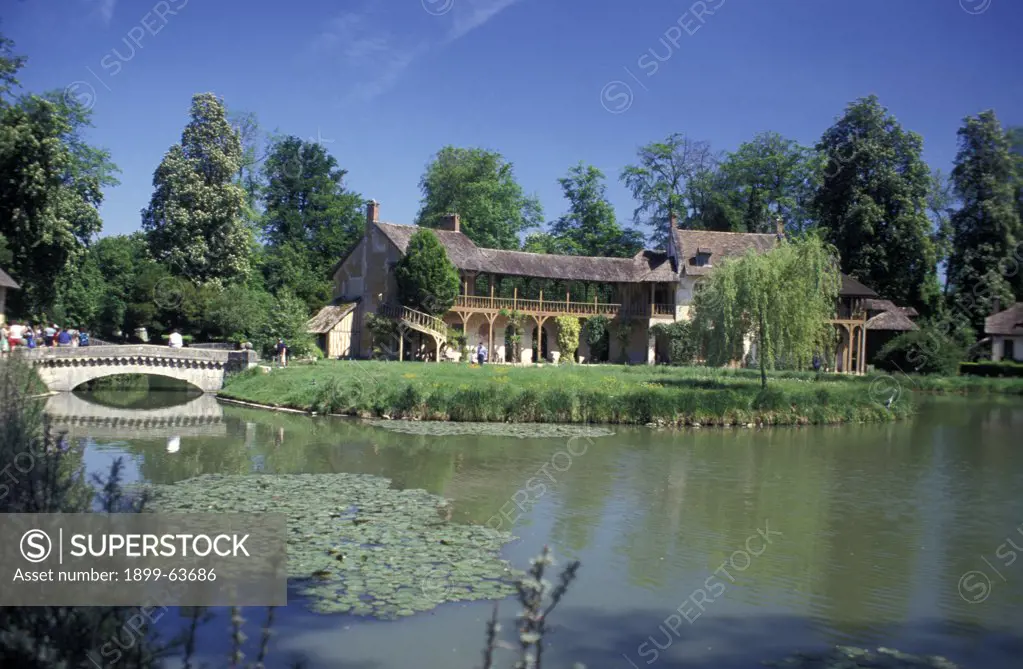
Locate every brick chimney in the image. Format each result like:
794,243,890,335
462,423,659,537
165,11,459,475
992,297,1001,315
365,200,379,237
439,213,460,233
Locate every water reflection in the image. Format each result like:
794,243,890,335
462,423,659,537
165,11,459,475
52,391,1023,669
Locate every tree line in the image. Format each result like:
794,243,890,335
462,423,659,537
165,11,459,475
2,32,1020,356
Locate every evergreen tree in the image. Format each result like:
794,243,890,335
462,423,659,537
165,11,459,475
947,110,1022,332
811,95,940,315
394,229,460,315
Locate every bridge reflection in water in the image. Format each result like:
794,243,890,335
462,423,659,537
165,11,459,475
44,392,227,444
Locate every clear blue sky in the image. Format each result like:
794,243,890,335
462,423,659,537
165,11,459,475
5,0,1022,241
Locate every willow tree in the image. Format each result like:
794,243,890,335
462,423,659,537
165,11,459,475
691,235,840,388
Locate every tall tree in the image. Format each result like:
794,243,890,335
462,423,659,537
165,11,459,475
1007,126,1023,252
259,135,364,310
0,37,118,315
0,34,25,103
621,134,716,245
416,147,542,250
926,169,956,295
691,235,840,388
551,163,643,257
719,132,817,233
394,229,460,315
811,95,940,315
142,93,251,286
947,111,1022,332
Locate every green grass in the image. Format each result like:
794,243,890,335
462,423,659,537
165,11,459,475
215,361,959,426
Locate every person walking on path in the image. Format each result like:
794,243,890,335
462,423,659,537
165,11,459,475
275,338,288,368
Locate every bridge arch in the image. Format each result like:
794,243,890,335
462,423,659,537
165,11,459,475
15,345,258,393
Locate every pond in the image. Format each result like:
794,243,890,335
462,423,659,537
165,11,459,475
57,385,1023,669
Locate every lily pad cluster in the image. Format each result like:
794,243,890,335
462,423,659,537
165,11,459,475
367,420,615,439
766,646,962,669
143,472,521,619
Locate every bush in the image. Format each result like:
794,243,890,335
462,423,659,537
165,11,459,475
555,316,581,363
959,361,1023,377
582,315,610,362
651,320,697,365
875,325,965,376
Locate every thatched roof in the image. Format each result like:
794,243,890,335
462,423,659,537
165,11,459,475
840,274,878,297
375,222,676,283
866,309,919,331
673,229,779,276
985,302,1023,336
306,303,356,334
0,268,19,290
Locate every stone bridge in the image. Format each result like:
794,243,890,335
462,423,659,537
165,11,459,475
15,345,259,393
44,392,228,439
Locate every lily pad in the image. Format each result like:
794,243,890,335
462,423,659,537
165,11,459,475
142,472,519,619
765,646,963,669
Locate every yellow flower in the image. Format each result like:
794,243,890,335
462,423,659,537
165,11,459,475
402,373,417,379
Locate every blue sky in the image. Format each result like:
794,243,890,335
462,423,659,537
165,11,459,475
4,0,1022,242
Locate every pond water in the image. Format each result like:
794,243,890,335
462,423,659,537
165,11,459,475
58,388,1023,669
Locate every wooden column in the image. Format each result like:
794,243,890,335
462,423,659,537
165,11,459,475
513,286,517,310
490,283,495,309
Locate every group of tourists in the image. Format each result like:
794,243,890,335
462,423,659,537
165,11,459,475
1,322,90,356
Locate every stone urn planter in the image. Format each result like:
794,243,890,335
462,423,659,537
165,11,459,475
577,355,585,364
549,351,561,365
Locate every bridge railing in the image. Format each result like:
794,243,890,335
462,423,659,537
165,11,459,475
12,345,258,369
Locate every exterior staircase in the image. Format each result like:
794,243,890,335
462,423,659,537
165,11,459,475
377,304,449,361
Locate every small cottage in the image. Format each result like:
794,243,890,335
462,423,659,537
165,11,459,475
306,302,358,359
985,302,1023,362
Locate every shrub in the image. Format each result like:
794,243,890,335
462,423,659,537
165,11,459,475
651,320,697,365
959,361,1023,377
555,316,581,363
582,315,610,362
876,325,965,376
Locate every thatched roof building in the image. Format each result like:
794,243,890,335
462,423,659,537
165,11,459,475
985,302,1023,336
0,268,18,290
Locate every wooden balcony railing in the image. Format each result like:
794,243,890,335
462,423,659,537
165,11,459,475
452,296,675,319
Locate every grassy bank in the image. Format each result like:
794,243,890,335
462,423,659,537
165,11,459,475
218,361,919,426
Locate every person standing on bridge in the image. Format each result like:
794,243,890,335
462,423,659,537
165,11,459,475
78,329,90,347
56,326,72,347
168,329,183,348
0,325,9,358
